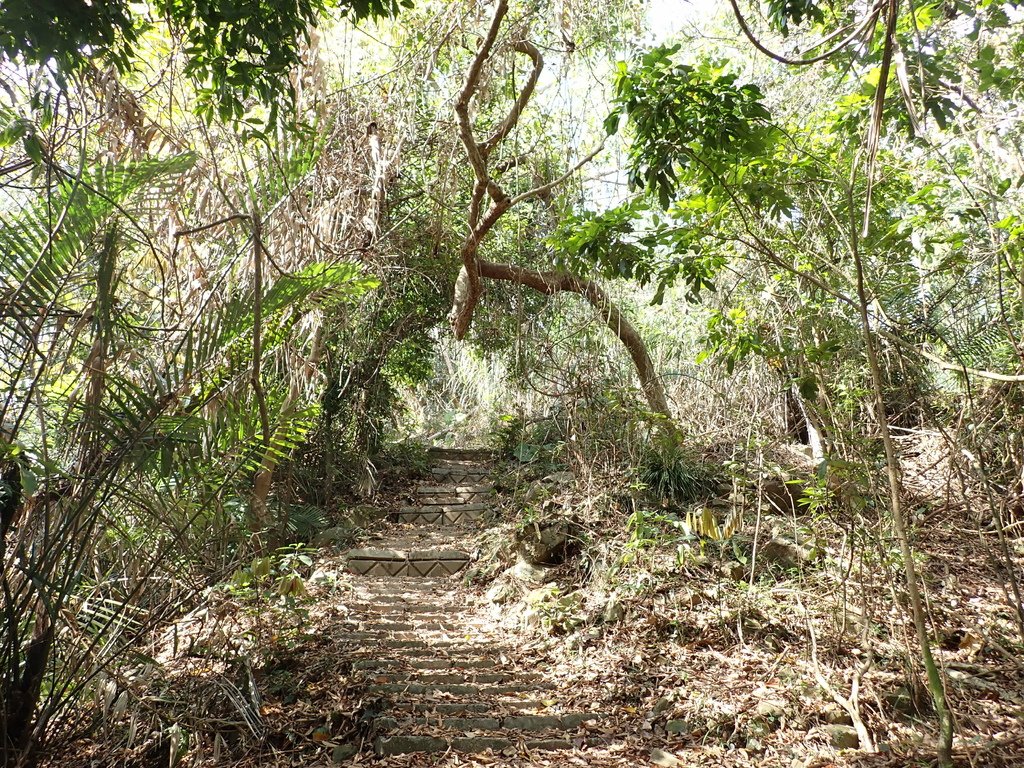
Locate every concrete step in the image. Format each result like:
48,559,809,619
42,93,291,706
394,503,491,526
352,657,499,671
366,681,549,696
387,699,552,715
431,467,491,480
339,637,496,651
375,711,605,732
351,603,464,617
337,630,494,644
361,671,541,685
427,447,498,462
349,601,465,615
415,482,493,499
346,546,470,578
347,612,466,627
352,577,454,593
373,733,573,756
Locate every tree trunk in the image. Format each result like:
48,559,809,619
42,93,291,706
479,260,671,419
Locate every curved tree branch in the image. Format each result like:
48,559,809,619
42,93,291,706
446,1,671,419
727,0,883,66
480,40,543,158
479,261,671,418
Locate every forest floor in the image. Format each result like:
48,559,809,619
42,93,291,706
55,439,1024,768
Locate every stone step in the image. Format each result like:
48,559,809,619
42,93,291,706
340,637,495,651
387,699,551,715
356,618,460,630
346,547,470,578
431,467,491,479
403,502,489,513
352,657,499,671
351,603,463,616
374,733,573,757
349,600,465,615
394,503,491,526
366,681,547,696
427,447,498,462
346,616,484,630
362,671,540,685
338,630,494,643
352,577,454,592
350,593,460,605
375,712,605,732
416,482,493,496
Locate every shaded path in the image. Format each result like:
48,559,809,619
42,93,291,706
336,448,614,761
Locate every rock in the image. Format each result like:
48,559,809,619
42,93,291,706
821,703,853,725
651,747,683,766
313,526,353,547
513,556,556,585
721,561,746,581
485,574,518,604
504,715,562,730
308,567,338,586
883,685,921,716
517,519,577,565
676,589,707,609
602,593,626,623
374,735,447,756
543,471,575,486
754,699,787,721
351,504,383,527
666,719,689,734
332,743,358,762
762,478,810,515
524,606,543,628
526,584,559,606
761,535,816,570
822,724,860,750
523,481,548,504
651,697,673,715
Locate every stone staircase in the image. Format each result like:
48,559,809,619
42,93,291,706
338,448,609,759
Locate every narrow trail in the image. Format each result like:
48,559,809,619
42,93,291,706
335,448,622,764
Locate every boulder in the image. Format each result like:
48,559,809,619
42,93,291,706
651,748,683,767
754,699,787,722
761,535,817,570
313,526,353,547
516,519,578,565
762,478,810,515
601,592,626,623
665,719,689,735
485,573,519,604
512,556,556,586
822,724,860,749
821,703,853,725
332,743,358,762
543,471,576,486
523,481,548,504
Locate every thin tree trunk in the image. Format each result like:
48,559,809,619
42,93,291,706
250,207,273,544
850,218,954,766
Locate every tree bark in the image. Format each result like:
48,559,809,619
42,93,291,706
479,261,671,418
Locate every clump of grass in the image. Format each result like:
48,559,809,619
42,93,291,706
639,434,719,505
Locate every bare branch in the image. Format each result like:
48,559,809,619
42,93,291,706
480,40,544,158
454,0,509,186
510,142,604,207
